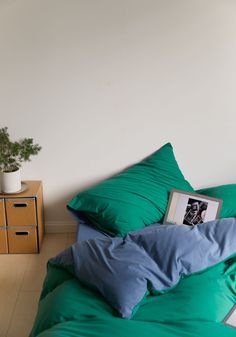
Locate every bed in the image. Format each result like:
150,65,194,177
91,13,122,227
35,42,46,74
29,143,236,337
29,219,236,337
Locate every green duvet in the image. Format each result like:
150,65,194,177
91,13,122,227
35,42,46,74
30,255,236,337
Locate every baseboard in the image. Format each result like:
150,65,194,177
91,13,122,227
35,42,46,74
45,221,77,233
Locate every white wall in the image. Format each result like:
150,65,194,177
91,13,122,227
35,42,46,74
1,0,236,228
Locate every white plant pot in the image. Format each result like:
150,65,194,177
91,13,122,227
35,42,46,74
1,169,21,193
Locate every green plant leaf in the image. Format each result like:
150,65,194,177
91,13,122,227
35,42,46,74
0,127,42,172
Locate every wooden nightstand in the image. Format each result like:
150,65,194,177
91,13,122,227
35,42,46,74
0,181,44,254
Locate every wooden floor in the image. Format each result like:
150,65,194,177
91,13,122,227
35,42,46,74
0,233,76,337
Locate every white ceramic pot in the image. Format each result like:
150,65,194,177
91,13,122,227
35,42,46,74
1,168,21,193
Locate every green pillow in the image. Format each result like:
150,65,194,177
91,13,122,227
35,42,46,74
68,143,194,236
197,184,236,218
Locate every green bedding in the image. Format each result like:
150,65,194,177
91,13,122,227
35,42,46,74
30,256,236,337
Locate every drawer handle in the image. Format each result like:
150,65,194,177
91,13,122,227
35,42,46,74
15,231,29,236
13,203,28,208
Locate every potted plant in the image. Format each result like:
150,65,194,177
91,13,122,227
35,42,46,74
0,127,42,193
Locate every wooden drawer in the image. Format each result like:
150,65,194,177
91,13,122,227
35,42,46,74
0,181,44,254
5,198,37,227
7,226,38,254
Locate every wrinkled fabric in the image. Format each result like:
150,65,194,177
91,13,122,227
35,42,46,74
50,218,236,318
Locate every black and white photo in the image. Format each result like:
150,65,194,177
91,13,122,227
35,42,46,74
183,198,208,226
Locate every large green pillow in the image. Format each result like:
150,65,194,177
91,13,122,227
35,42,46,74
68,143,194,236
197,184,236,218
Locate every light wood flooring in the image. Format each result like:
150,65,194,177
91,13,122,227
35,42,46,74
0,233,76,337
